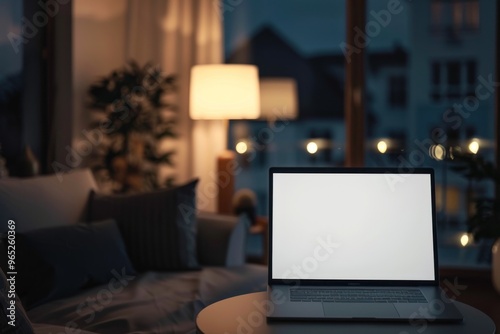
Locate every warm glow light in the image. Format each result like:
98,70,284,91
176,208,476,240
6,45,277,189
74,0,126,20
306,142,318,154
235,141,248,154
189,65,260,120
430,144,446,160
259,78,298,120
468,140,479,154
460,233,470,247
377,140,388,154
435,145,445,160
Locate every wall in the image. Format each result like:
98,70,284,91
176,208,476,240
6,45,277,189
71,0,224,213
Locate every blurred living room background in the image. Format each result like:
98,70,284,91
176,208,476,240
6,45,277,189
0,0,499,270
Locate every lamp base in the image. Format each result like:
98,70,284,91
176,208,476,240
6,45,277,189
217,150,236,214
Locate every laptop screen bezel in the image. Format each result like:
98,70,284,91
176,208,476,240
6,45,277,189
268,167,440,287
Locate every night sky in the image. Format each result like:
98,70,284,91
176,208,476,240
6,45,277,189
224,0,410,58
0,0,411,79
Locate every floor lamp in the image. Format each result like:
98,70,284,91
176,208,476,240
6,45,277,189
189,64,260,214
259,78,298,122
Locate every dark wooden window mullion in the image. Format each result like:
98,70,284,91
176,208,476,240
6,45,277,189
495,1,500,199
345,0,366,167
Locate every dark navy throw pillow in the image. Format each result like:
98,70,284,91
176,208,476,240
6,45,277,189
87,179,200,272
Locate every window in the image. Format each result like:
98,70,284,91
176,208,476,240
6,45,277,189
452,0,464,32
226,0,496,269
431,59,477,101
447,61,461,99
430,0,480,35
224,0,347,215
431,62,442,101
431,0,443,30
464,0,480,30
388,75,407,108
466,60,477,96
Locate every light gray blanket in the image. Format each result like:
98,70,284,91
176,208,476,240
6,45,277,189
29,265,267,334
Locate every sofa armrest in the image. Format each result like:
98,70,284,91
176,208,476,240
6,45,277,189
197,212,249,267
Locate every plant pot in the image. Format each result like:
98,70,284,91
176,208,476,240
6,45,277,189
493,239,500,294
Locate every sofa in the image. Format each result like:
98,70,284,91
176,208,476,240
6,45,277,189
0,169,267,333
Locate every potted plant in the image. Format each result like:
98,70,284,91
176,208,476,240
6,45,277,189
87,61,177,193
450,151,500,292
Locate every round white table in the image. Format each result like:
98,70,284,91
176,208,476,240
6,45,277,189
196,291,496,334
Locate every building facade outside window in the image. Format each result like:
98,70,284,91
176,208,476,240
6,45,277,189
431,0,480,33
430,59,478,101
388,75,407,108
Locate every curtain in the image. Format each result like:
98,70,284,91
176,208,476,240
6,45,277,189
125,0,224,211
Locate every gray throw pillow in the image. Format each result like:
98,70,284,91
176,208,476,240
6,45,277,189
0,169,98,233
87,179,200,272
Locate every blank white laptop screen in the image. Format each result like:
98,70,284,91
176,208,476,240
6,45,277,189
272,172,435,281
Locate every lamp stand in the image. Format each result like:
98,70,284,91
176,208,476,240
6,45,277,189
217,149,235,214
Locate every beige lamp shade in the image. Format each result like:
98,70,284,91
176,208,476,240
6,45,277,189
189,64,260,120
259,78,298,120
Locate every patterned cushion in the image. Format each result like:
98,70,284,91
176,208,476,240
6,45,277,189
87,180,200,271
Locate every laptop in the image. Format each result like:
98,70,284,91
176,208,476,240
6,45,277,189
267,167,463,322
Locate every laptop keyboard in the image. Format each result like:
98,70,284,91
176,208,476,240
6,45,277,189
290,288,427,303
